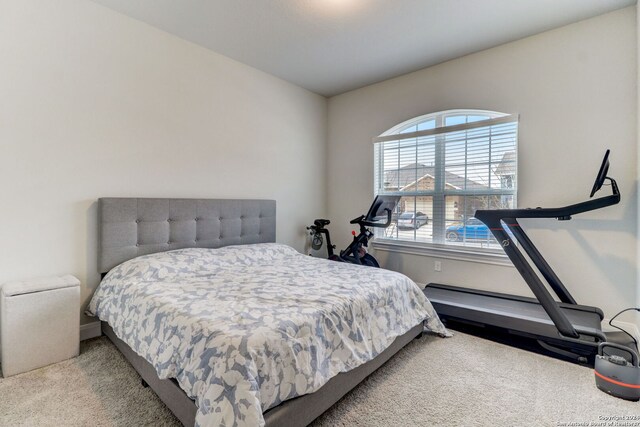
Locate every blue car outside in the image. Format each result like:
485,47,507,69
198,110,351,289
446,218,492,241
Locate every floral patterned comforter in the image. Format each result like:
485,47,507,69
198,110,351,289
87,243,446,426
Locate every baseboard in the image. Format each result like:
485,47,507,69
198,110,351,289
80,321,102,341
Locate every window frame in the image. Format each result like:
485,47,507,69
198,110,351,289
371,109,518,264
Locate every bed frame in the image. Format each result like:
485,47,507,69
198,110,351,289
97,197,423,426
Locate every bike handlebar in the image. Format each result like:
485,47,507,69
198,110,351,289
360,208,393,228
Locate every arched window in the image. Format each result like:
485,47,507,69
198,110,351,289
373,109,518,252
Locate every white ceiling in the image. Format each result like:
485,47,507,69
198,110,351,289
90,0,636,97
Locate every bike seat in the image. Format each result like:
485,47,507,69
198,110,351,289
314,218,330,227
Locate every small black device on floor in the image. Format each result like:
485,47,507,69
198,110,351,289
594,342,640,401
307,195,400,267
593,307,640,400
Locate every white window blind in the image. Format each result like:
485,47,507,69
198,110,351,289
373,111,518,252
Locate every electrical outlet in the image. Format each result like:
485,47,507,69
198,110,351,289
434,261,442,272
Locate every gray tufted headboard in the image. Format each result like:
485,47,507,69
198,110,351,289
98,198,276,273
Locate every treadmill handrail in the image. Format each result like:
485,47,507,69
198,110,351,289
475,179,619,220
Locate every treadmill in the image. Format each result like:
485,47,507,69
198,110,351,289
424,150,622,363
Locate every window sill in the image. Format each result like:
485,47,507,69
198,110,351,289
371,239,514,267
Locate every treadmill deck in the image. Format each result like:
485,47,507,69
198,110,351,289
424,283,604,346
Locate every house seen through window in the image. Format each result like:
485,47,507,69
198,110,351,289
373,109,518,251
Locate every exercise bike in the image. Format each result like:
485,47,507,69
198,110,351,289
307,195,400,267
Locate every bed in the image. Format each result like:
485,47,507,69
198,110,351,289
88,198,446,427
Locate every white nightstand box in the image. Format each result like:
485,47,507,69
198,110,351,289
0,275,80,377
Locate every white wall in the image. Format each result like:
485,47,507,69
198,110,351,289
0,0,327,323
327,7,638,323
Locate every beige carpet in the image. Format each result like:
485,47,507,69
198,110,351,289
1,332,637,426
